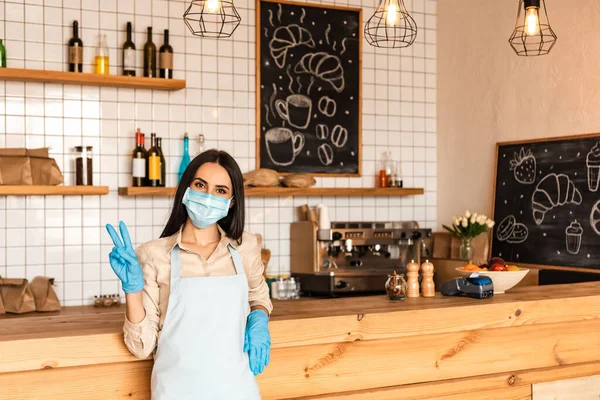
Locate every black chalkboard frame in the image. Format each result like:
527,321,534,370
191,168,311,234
255,0,363,176
491,132,600,274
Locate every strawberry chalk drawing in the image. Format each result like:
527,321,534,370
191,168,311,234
510,148,537,184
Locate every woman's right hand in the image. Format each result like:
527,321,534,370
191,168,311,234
106,221,144,294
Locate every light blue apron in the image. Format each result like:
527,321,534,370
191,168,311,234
151,244,261,400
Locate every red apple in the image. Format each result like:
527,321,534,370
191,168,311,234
488,257,506,266
490,264,508,272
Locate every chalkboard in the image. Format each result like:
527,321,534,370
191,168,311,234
256,0,362,175
491,134,600,269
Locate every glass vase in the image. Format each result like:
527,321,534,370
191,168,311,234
460,238,474,261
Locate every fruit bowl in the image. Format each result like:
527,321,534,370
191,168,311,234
454,267,530,294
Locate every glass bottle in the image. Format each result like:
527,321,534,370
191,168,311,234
178,133,191,182
146,133,161,187
156,137,166,187
94,34,110,75
131,128,147,187
159,29,173,79
0,39,7,68
68,21,82,72
143,27,157,78
123,22,136,76
385,271,407,301
75,146,93,186
197,134,205,157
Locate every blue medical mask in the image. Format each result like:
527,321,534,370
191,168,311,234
182,188,232,229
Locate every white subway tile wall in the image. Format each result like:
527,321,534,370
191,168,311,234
0,0,436,305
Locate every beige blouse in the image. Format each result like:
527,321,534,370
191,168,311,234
122,226,273,358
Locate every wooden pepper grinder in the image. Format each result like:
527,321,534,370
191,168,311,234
406,259,420,298
421,259,435,297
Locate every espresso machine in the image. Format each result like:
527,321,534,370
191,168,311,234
290,221,432,296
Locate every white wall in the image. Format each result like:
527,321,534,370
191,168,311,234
0,0,436,305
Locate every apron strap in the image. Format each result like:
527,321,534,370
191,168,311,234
227,244,245,276
169,245,182,286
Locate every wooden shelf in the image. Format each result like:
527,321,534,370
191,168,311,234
0,68,185,91
118,186,424,197
0,186,109,196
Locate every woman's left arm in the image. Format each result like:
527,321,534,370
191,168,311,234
246,236,273,316
244,234,273,375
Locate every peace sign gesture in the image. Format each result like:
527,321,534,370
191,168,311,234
106,221,144,294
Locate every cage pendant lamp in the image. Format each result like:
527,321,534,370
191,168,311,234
183,0,241,38
364,0,417,48
509,0,557,56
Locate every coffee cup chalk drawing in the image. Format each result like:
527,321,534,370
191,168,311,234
257,0,361,175
265,128,305,167
275,94,312,129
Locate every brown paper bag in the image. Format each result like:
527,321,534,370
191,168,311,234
27,148,50,158
0,148,27,156
0,278,36,314
29,157,64,185
30,277,61,312
0,156,33,185
0,148,63,185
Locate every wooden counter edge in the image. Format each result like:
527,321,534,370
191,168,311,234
2,293,600,374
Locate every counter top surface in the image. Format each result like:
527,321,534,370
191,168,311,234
1,281,599,342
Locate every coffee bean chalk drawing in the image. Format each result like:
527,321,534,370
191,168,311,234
318,143,334,166
331,125,348,148
318,96,336,117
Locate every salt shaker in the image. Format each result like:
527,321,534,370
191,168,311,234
421,259,435,297
406,259,420,298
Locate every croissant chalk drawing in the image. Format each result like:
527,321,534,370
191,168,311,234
294,52,345,93
531,173,582,225
269,25,315,69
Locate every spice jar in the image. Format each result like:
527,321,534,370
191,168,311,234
75,146,93,185
385,271,407,301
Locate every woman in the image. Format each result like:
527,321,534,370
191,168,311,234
106,150,272,399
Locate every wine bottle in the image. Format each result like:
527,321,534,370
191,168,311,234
68,20,83,72
147,133,161,187
159,29,173,79
178,133,191,182
123,22,136,76
132,128,147,187
143,27,157,78
156,137,166,187
196,134,205,157
94,34,109,75
0,39,6,68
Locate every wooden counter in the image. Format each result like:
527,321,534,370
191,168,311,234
2,282,600,399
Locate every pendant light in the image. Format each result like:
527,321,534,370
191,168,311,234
183,0,241,38
364,0,417,48
509,0,557,56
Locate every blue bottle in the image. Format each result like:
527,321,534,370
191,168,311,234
178,132,191,182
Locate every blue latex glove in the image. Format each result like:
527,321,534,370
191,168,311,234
244,309,271,375
106,221,144,294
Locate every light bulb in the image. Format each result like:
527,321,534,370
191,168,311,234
206,0,220,13
386,3,398,26
525,6,540,35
